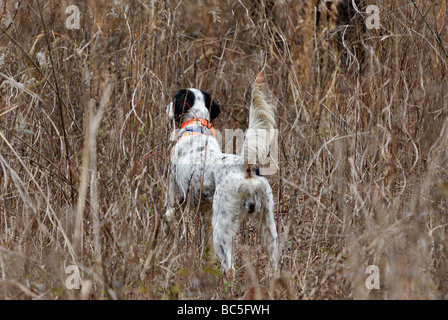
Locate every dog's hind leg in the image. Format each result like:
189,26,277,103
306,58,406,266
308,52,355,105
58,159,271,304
212,185,240,276
212,211,235,276
260,184,278,276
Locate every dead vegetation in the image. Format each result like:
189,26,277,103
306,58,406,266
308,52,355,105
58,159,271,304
0,0,447,299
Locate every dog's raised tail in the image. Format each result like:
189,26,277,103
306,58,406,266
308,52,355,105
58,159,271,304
241,71,276,175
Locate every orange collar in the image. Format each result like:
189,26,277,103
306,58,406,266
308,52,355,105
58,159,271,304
181,118,214,131
178,118,216,142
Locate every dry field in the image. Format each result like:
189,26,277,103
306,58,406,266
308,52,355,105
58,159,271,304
0,0,447,300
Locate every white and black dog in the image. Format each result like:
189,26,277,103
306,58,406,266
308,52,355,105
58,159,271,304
165,72,278,276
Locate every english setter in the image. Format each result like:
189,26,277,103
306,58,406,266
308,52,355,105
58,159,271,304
165,72,278,276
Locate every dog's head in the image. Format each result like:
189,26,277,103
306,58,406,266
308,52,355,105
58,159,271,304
166,88,220,124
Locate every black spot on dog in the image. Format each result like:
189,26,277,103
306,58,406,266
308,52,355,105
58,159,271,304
174,89,195,123
200,90,221,122
218,244,226,260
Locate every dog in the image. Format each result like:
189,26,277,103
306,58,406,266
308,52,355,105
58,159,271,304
164,72,278,276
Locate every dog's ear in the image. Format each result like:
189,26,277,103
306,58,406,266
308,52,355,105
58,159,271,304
174,89,195,123
210,100,221,122
200,90,221,122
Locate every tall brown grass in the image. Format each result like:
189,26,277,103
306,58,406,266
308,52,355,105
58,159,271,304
0,0,447,299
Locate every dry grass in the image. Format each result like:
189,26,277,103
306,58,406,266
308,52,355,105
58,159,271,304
0,0,447,300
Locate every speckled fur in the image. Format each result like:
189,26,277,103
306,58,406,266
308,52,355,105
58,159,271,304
165,76,278,275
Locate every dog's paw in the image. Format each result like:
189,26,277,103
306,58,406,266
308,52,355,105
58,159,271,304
223,265,235,280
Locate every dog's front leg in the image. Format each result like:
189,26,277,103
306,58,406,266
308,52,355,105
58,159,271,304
200,207,214,259
165,170,176,231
